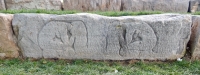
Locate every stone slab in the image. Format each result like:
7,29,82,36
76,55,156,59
12,13,191,60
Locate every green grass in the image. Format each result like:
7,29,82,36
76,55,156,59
193,12,200,15
0,58,200,75
90,11,163,16
0,9,163,16
190,11,200,15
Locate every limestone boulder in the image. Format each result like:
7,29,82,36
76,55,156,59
121,0,189,13
63,0,121,11
0,0,6,10
5,0,62,10
12,13,191,60
0,14,19,58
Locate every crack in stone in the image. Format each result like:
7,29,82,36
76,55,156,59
120,0,124,11
67,29,72,40
105,34,108,54
72,37,76,51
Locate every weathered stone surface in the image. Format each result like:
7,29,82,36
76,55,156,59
189,0,200,13
122,0,190,12
63,0,121,11
121,0,153,11
189,16,200,60
12,13,191,60
63,0,189,12
5,0,62,10
0,0,6,10
0,14,19,58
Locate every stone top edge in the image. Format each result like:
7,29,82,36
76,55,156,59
9,13,191,21
0,12,191,15
7,12,190,16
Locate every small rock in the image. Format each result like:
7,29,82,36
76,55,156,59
114,69,118,73
177,58,183,61
0,53,6,58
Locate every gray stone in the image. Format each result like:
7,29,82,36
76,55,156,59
12,13,191,60
0,0,6,10
121,0,153,11
121,0,190,13
5,0,62,10
63,0,121,11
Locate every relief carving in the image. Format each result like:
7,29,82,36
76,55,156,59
38,20,88,56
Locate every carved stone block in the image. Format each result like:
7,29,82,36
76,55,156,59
12,13,191,60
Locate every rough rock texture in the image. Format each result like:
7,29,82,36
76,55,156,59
189,0,199,13
0,14,19,58
12,13,191,60
122,0,190,12
63,0,189,12
63,0,121,11
189,16,200,60
0,0,6,10
5,0,62,10
121,0,153,11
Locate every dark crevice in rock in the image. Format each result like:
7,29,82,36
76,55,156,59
185,18,195,60
3,0,7,10
188,1,192,12
122,27,126,43
185,41,192,59
11,24,18,38
61,0,64,11
67,29,72,40
120,0,124,11
72,37,76,51
105,35,108,53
